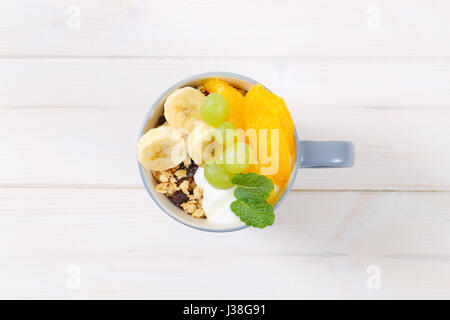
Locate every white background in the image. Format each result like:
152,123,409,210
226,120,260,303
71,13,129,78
1,0,450,299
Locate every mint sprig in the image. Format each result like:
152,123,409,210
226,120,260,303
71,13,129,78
232,173,274,202
231,201,274,229
230,173,275,228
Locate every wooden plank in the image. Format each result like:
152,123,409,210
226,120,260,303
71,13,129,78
1,188,449,299
3,58,449,189
1,1,450,57
1,0,448,302
2,58,450,109
1,57,449,191
1,104,450,190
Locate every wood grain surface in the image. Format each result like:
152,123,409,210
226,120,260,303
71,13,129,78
0,0,449,299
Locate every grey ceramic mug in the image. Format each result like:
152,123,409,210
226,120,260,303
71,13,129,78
138,72,355,232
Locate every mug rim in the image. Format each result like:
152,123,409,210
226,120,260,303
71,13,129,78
138,71,300,232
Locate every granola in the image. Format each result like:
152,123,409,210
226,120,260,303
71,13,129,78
153,159,204,218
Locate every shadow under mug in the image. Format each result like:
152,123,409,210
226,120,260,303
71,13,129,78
138,72,355,232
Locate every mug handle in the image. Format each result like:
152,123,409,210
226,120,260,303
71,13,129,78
298,141,355,168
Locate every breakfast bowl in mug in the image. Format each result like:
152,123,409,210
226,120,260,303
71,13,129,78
138,72,354,232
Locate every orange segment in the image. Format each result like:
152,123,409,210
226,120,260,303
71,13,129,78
247,131,291,186
244,84,294,187
270,132,291,186
244,84,295,155
267,189,276,205
204,78,245,129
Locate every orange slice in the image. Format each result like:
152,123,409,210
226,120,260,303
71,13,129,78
244,84,295,154
244,84,294,187
247,131,291,186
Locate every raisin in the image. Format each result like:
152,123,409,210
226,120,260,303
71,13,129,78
199,87,209,96
156,115,166,127
175,160,199,184
186,162,198,179
181,160,198,178
169,190,189,208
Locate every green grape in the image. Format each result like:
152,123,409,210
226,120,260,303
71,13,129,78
215,121,236,146
201,93,228,127
223,142,253,174
204,163,234,189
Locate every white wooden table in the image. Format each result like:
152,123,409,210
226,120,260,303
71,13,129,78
1,0,450,299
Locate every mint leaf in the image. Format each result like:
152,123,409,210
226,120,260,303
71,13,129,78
232,173,274,202
231,200,275,228
230,173,275,228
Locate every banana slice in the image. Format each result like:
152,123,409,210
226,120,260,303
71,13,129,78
138,126,187,171
164,87,205,132
188,122,223,165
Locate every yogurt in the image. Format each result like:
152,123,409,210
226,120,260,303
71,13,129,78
194,167,243,225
